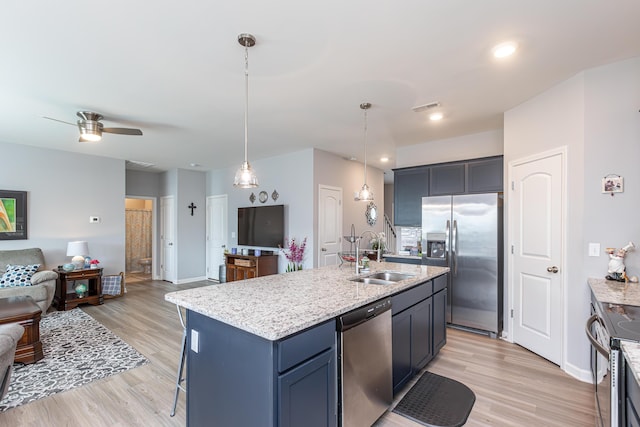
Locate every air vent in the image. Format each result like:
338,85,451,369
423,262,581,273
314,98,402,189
412,102,441,113
126,160,155,168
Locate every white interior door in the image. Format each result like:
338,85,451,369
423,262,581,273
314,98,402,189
206,195,228,281
160,196,177,283
318,185,342,267
510,150,564,365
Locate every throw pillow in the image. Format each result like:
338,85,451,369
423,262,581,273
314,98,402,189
0,264,41,288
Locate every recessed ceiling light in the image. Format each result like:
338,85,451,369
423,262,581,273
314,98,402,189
492,41,517,58
380,157,389,162
429,112,443,121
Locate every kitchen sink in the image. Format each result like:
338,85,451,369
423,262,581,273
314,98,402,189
349,277,395,285
367,272,415,282
349,271,415,285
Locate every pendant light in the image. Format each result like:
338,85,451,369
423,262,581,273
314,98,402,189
234,33,259,188
355,102,373,201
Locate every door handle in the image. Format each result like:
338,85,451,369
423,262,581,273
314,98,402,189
321,248,327,251
547,266,559,273
168,242,173,246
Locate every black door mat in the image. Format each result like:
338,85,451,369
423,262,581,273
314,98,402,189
392,371,475,427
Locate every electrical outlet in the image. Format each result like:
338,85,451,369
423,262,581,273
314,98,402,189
589,243,600,257
231,231,236,238
191,330,199,353
89,216,100,223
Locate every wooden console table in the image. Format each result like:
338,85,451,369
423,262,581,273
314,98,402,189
54,268,103,311
225,254,278,282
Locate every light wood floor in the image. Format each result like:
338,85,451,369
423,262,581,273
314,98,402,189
0,279,595,426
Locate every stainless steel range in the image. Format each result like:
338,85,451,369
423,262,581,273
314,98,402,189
587,293,640,427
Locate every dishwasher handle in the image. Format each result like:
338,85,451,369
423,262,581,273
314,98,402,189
339,299,392,332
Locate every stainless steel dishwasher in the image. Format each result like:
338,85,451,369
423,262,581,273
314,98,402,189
338,298,392,427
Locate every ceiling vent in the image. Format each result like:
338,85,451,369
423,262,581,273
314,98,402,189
126,160,155,168
412,102,441,113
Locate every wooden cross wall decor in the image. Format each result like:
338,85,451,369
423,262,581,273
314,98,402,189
188,202,197,216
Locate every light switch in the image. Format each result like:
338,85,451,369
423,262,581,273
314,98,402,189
191,330,199,353
589,243,600,257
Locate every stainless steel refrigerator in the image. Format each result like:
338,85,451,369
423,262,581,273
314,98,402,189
421,193,503,336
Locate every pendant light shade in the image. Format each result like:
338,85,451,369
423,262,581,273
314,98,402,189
234,33,259,188
355,102,373,202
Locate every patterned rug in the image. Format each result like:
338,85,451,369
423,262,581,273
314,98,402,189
0,308,148,412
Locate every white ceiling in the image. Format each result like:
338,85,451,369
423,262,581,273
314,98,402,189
2,1,640,175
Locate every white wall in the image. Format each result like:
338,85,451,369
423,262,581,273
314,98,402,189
176,169,206,280
395,129,503,168
582,57,640,278
0,142,125,274
504,72,586,377
207,149,314,272
313,149,385,254
504,56,640,378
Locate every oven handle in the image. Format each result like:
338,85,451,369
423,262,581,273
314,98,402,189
585,314,609,360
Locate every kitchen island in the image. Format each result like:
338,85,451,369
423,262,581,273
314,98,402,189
166,262,448,427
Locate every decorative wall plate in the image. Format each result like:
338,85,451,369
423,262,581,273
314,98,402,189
272,190,279,201
259,191,268,203
249,192,256,203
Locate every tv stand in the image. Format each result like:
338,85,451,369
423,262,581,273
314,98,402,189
225,254,278,282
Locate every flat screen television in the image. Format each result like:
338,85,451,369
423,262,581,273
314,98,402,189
237,204,285,248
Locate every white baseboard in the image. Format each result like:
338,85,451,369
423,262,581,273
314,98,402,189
564,361,592,383
175,276,208,285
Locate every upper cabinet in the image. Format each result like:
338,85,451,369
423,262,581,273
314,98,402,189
394,168,429,226
429,163,466,196
393,156,503,227
466,157,503,193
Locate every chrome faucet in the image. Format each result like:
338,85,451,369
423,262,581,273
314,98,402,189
355,230,381,274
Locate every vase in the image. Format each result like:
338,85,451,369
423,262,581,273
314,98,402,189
90,264,99,269
286,263,303,272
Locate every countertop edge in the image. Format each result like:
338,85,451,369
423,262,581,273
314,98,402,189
165,263,449,341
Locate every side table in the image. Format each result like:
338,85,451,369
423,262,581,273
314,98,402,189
0,296,44,364
54,268,103,311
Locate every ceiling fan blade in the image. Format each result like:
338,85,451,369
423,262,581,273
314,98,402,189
43,116,76,126
102,127,143,136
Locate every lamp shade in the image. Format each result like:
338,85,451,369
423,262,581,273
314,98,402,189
67,241,89,270
67,241,89,257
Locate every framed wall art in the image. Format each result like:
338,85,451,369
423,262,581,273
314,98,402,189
602,174,624,196
0,190,27,240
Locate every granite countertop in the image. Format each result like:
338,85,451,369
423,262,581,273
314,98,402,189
588,277,640,306
165,262,448,341
622,341,640,385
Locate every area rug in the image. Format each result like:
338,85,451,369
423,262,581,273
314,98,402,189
393,371,475,427
0,308,148,412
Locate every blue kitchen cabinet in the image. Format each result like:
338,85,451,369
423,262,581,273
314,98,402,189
391,276,449,395
393,167,429,226
279,348,336,427
186,311,336,427
466,156,503,193
430,163,466,195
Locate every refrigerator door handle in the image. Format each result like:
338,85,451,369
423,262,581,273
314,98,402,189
452,219,458,276
445,220,451,266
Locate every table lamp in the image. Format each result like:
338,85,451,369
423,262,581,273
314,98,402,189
67,241,89,270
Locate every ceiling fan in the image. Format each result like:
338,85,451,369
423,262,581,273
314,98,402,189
44,111,143,142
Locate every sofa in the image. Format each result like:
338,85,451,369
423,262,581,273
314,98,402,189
0,248,58,313
0,323,24,400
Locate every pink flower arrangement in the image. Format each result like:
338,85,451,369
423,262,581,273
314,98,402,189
90,259,100,265
281,237,307,272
